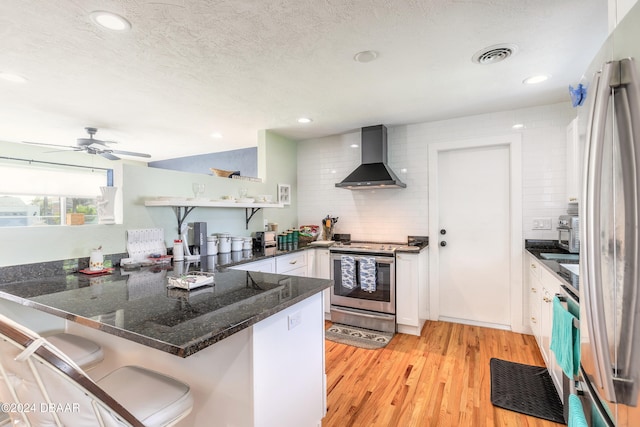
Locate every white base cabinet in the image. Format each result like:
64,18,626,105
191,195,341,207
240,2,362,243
527,253,564,401
307,248,331,317
229,257,275,273
396,249,429,336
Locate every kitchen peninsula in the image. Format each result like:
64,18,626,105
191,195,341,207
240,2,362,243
0,260,332,427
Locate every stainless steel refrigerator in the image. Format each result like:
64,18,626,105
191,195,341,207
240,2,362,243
578,3,640,426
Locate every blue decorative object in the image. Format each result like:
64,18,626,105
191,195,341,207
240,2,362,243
569,84,587,107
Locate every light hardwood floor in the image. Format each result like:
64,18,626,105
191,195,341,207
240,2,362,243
322,320,565,427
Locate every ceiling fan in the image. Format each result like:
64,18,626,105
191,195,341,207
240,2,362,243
22,127,152,161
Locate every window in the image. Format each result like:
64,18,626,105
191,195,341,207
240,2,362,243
0,159,112,227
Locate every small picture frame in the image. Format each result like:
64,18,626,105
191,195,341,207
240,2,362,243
278,184,291,205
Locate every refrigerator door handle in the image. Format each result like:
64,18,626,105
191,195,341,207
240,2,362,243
611,58,640,406
583,60,617,401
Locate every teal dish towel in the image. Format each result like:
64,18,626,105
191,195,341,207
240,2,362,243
550,296,580,378
568,394,588,427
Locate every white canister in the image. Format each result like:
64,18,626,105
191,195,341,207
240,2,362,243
173,239,184,261
207,236,218,255
217,233,231,253
89,248,104,271
231,237,243,252
242,237,252,250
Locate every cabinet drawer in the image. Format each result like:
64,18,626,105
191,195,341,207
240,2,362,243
528,255,541,280
276,252,307,274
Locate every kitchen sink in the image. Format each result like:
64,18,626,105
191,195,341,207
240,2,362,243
540,253,580,262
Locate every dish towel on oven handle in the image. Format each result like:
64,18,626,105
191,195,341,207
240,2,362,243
340,255,356,290
359,257,377,293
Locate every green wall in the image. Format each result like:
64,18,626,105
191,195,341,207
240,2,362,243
0,130,297,267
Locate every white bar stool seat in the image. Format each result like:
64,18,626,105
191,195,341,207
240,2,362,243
46,332,104,370
97,365,193,427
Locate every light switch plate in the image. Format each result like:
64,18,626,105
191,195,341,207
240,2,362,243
532,218,552,230
288,311,302,330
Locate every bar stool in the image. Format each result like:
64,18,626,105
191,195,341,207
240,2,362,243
46,332,104,370
0,314,193,426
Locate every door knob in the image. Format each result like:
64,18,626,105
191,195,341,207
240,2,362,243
440,229,446,235
440,241,447,247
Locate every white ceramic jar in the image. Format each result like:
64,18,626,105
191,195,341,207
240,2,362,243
242,237,252,250
207,235,218,255
217,233,231,253
231,237,243,252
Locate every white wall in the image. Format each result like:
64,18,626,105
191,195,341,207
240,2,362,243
297,102,576,243
0,131,298,267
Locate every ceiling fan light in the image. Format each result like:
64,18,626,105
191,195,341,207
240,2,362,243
90,11,131,31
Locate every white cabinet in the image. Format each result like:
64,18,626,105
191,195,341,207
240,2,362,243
527,254,542,345
229,257,275,273
566,117,583,203
540,268,564,399
252,293,325,427
306,248,332,316
396,249,429,336
231,251,308,276
527,254,564,400
275,251,307,276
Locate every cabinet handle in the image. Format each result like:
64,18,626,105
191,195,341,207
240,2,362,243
543,297,552,303
531,263,536,269
289,260,297,264
531,317,537,323
531,287,537,292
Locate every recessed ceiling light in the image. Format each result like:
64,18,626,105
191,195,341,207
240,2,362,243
512,123,524,129
210,132,222,139
297,117,312,124
350,144,359,148
354,50,378,63
523,74,550,85
0,72,27,83
90,11,131,31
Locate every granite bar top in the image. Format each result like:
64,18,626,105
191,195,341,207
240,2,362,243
525,239,580,300
0,264,332,358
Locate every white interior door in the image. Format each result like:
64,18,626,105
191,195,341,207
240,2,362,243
433,142,514,328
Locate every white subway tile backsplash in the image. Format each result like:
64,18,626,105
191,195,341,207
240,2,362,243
297,102,575,242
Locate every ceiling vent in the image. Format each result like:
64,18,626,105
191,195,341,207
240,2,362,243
472,43,518,65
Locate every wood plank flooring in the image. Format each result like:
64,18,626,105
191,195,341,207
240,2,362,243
322,321,566,427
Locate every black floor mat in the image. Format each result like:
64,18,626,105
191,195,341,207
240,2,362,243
490,358,565,424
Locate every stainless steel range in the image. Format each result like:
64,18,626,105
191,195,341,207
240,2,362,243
329,240,419,333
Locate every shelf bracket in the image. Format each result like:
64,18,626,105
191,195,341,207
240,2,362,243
172,206,197,234
245,207,262,229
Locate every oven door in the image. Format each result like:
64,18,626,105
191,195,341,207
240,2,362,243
329,253,395,314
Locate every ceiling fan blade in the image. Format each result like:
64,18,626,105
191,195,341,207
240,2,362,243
99,152,120,160
110,149,151,158
21,141,83,151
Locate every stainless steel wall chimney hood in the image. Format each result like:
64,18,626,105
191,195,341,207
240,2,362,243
335,124,406,189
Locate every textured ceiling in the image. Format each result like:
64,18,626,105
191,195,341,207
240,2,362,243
0,0,608,161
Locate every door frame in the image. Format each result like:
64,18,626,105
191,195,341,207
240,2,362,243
427,134,524,333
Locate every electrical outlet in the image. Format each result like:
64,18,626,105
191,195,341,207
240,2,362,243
532,218,552,230
263,219,268,230
288,311,302,330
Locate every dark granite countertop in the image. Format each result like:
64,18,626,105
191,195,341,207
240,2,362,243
525,239,580,300
0,263,332,358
